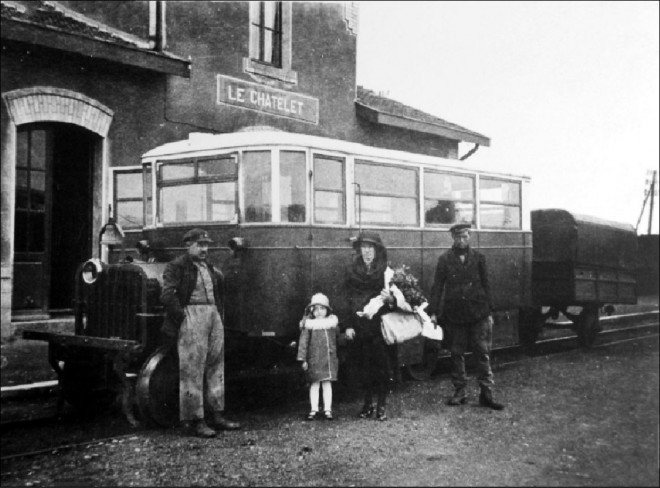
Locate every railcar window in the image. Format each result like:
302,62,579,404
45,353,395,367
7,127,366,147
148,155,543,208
424,172,475,226
479,178,521,229
142,164,152,227
243,151,272,222
157,155,237,224
161,163,194,180
354,160,418,226
280,151,306,222
114,169,144,229
313,155,345,224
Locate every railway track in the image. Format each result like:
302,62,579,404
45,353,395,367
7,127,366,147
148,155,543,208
2,315,657,462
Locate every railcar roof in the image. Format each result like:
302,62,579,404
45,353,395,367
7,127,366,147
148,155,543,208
142,130,529,180
533,208,635,232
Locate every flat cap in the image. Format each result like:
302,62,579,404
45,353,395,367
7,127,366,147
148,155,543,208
183,228,213,244
449,223,472,234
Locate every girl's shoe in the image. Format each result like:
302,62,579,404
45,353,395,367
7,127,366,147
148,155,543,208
324,410,333,420
376,406,387,421
359,404,375,419
306,411,318,421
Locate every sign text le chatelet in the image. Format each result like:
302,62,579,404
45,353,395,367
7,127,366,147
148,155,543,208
217,75,319,125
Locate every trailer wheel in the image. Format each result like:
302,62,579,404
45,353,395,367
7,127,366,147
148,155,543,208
405,340,439,381
518,307,543,354
576,305,601,348
136,346,179,427
59,355,119,413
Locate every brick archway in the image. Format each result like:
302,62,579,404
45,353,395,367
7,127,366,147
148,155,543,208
1,87,113,338
2,86,114,136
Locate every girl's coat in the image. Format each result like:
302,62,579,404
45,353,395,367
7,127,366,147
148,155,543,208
297,315,340,383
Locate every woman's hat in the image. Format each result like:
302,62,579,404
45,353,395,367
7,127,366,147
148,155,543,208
352,231,383,250
306,293,332,313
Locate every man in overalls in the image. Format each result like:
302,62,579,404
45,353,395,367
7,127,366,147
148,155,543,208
161,228,241,437
429,223,504,410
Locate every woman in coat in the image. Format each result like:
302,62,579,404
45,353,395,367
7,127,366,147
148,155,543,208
344,231,396,421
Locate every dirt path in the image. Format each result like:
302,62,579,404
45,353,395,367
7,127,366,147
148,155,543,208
2,336,658,486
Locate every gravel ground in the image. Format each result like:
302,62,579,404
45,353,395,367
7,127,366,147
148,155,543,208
1,335,658,487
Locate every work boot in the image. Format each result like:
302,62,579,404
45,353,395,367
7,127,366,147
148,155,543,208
479,387,504,410
447,387,468,406
209,412,241,430
359,403,375,419
181,419,217,438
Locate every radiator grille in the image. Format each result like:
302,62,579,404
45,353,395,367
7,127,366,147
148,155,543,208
76,264,147,340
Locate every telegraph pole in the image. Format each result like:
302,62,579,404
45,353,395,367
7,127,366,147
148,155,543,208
647,170,656,235
636,170,658,235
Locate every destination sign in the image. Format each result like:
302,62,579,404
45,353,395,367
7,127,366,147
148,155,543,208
216,75,319,125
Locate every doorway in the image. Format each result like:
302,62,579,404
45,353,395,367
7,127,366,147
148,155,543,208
12,123,96,316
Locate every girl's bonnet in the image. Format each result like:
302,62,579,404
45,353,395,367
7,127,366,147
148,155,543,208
305,292,332,314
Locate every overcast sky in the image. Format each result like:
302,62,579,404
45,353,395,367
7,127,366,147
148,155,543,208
355,1,659,234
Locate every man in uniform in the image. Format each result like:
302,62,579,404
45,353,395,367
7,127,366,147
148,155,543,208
160,228,241,437
429,223,504,410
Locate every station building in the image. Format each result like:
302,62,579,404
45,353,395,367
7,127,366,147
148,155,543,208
1,1,490,340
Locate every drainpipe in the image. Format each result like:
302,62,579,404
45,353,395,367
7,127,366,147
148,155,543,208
149,1,166,51
460,143,480,161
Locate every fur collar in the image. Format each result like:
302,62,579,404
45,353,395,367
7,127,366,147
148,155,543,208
303,315,338,330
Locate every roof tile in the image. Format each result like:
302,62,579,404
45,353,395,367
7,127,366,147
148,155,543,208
356,85,489,143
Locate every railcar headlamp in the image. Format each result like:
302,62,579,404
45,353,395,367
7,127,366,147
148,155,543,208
82,258,104,284
228,237,248,252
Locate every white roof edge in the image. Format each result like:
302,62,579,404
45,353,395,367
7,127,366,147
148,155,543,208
142,130,531,180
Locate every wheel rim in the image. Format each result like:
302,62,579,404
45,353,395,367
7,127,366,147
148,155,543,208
59,356,119,411
577,306,600,348
136,345,179,427
405,341,438,381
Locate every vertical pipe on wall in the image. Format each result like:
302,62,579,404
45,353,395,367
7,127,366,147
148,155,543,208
0,104,16,340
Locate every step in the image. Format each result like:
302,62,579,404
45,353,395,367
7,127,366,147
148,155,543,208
11,317,75,337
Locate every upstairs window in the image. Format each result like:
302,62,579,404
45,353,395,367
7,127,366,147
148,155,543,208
252,1,282,67
479,177,521,229
157,155,237,224
355,161,418,226
424,171,475,226
245,2,297,84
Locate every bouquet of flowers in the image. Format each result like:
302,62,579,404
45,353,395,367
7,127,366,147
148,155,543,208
388,264,442,341
389,264,427,308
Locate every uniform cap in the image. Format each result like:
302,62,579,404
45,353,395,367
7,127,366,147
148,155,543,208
449,223,471,234
183,228,213,244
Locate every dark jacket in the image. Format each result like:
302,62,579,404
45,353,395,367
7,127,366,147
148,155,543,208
160,253,225,337
428,246,493,325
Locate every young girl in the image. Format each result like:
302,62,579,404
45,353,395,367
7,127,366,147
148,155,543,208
297,293,340,420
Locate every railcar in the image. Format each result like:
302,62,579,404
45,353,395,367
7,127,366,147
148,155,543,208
520,209,638,349
22,129,638,426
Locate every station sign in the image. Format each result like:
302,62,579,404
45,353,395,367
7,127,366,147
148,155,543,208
216,74,319,125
